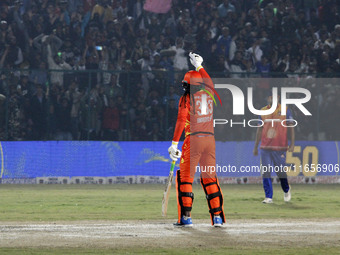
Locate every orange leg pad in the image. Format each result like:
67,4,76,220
176,170,194,222
200,176,226,225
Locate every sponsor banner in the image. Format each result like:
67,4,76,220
0,141,338,180
0,178,36,184
36,177,70,184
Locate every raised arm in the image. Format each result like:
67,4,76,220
14,47,23,65
33,34,44,51
47,44,57,69
50,35,63,52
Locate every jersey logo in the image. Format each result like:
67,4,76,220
195,82,223,116
266,128,276,139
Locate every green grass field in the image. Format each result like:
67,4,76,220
1,184,339,221
0,184,340,254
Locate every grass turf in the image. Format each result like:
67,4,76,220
1,184,339,255
0,184,339,221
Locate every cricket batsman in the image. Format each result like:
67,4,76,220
168,52,225,227
253,93,294,203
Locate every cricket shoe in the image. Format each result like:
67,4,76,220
262,198,273,204
173,216,193,227
213,215,223,227
284,186,291,202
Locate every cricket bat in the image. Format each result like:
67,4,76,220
162,160,176,217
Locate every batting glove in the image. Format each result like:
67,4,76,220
189,52,203,71
168,141,182,162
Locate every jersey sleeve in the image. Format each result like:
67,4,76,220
198,68,214,96
172,96,189,142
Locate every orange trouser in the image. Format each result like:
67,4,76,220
175,135,225,224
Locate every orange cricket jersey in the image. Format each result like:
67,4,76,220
172,68,214,142
260,104,293,151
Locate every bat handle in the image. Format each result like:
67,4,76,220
170,160,176,172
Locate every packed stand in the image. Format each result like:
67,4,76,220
0,0,339,141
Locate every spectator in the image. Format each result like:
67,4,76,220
91,0,113,25
167,98,178,125
105,75,122,99
29,84,47,140
17,74,32,98
29,61,48,86
65,80,82,139
0,0,339,142
163,86,180,107
147,122,164,141
6,36,23,67
247,37,263,64
218,0,236,18
137,48,154,93
102,97,119,141
172,37,188,71
55,97,73,140
256,55,271,76
217,27,232,60
7,84,24,140
230,51,248,77
131,118,147,141
79,92,102,140
47,39,72,87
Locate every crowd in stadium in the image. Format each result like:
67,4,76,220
0,0,339,141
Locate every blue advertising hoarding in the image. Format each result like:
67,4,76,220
0,141,338,179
